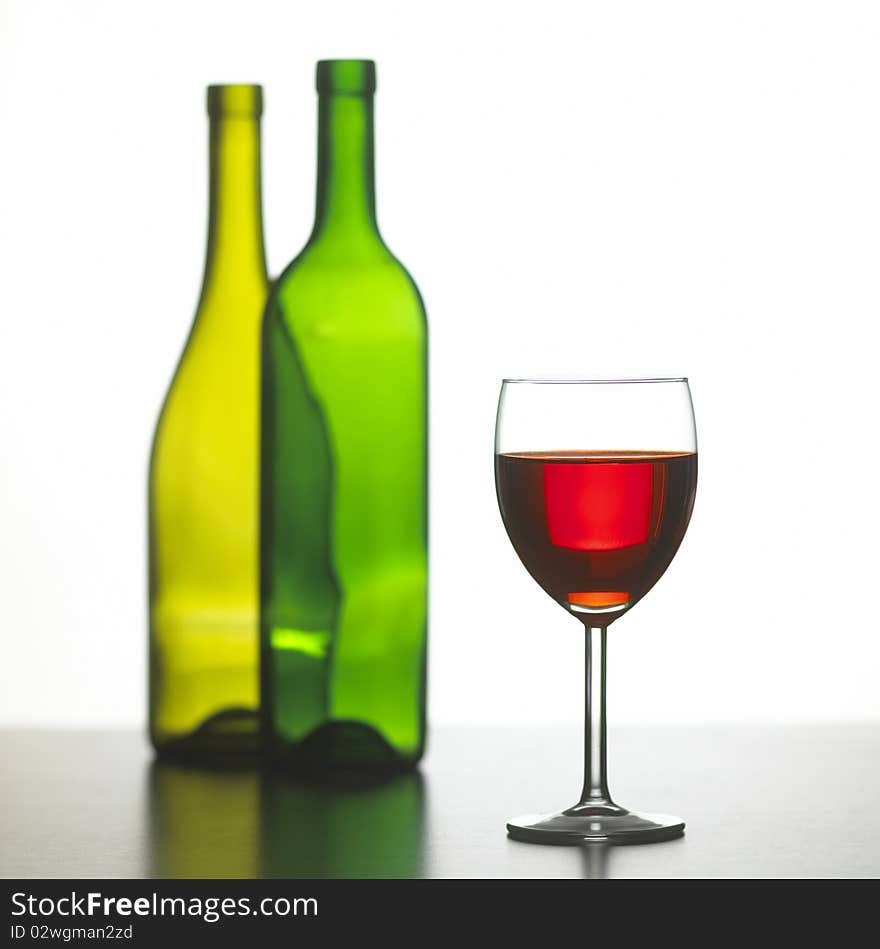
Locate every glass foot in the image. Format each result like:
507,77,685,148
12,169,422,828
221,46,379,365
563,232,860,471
507,802,684,845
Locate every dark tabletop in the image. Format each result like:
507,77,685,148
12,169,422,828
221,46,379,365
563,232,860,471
2,725,878,879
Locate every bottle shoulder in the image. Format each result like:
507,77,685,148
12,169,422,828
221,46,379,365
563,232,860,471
173,273,267,361
266,239,426,327
151,288,263,468
276,238,403,278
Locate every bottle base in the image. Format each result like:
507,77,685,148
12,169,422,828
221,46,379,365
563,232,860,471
152,707,261,765
265,720,422,778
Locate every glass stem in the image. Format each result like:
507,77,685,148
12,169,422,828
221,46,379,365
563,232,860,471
580,626,612,806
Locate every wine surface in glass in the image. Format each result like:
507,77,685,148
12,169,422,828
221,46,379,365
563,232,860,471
496,450,697,623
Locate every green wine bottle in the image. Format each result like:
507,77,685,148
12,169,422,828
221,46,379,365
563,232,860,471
261,60,428,771
149,85,267,757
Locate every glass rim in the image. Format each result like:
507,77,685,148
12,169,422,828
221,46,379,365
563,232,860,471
501,376,688,385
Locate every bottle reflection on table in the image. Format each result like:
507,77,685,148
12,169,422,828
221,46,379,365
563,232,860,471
147,760,424,879
148,759,260,878
260,770,424,879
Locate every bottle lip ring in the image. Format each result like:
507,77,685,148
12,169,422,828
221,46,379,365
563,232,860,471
316,59,376,95
207,84,263,117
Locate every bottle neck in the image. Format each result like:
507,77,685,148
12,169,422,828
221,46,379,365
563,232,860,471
311,92,379,248
203,113,266,290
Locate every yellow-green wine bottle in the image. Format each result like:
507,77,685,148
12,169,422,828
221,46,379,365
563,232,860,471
261,61,428,771
149,85,267,757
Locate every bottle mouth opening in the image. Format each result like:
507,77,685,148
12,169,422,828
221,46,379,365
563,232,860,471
207,84,263,117
316,59,376,95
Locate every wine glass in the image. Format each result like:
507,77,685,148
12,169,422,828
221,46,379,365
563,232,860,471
494,378,697,844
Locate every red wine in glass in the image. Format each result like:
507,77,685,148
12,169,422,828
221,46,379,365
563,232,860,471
496,450,697,623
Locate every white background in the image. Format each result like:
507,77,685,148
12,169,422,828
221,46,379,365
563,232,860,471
1,0,878,730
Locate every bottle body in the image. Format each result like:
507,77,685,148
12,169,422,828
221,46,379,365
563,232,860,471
150,85,267,756
261,61,427,770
